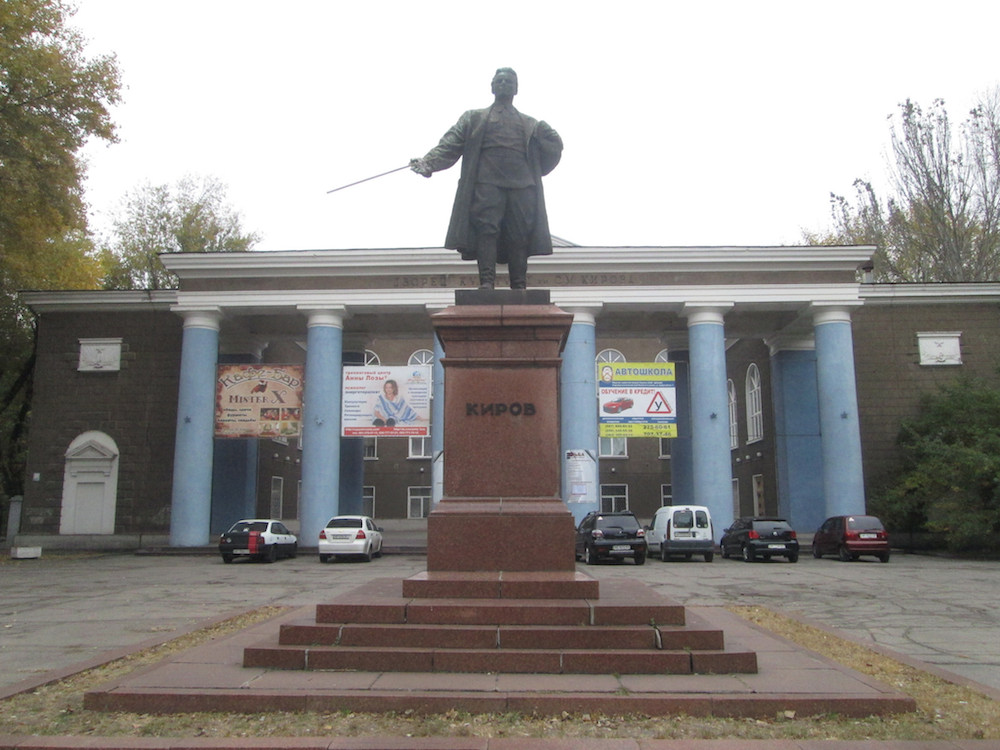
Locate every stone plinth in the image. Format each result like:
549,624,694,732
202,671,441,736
422,302,576,584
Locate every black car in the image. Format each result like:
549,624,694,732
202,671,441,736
720,516,799,563
575,510,647,565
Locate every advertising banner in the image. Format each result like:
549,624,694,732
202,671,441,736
342,365,432,437
215,365,304,439
597,361,677,438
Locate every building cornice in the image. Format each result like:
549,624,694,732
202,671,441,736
860,282,1000,304
159,245,876,279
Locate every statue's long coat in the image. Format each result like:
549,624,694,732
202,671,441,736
420,106,563,263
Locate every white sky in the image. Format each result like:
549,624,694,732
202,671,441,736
73,0,1000,251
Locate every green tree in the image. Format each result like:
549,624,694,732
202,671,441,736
1,0,121,502
806,92,1000,282
871,377,1000,553
99,176,261,290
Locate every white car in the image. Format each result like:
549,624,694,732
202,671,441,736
218,519,298,563
318,515,383,562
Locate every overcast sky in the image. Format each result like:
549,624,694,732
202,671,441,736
73,0,1000,252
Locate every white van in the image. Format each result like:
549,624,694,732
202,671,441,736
646,505,715,562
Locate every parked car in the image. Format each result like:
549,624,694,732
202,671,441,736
575,510,647,565
218,519,297,563
602,398,634,414
720,516,799,562
812,514,891,562
646,505,715,562
318,515,384,562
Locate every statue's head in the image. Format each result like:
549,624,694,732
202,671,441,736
491,68,518,98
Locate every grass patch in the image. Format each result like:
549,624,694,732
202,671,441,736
0,604,996,740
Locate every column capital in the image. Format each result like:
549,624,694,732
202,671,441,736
682,303,733,327
810,302,861,326
298,306,346,328
173,307,222,331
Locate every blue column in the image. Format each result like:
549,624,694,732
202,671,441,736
769,338,824,531
169,309,221,547
299,308,345,545
813,305,866,517
560,309,600,524
338,349,365,515
431,333,445,504
668,350,694,506
684,305,734,539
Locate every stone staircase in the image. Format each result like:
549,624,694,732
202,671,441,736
242,575,758,677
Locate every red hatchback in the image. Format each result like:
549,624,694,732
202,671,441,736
812,515,890,563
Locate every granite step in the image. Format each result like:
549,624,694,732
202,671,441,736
278,620,726,650
243,642,758,674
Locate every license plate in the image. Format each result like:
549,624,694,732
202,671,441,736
233,549,250,555
674,531,690,537
612,544,631,551
860,533,877,539
331,534,351,540
767,544,786,549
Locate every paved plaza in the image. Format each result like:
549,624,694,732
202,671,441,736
2,548,998,695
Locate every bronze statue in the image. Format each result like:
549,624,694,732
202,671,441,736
411,68,563,289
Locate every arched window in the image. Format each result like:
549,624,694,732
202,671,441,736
408,349,434,366
364,350,380,365
745,364,763,444
728,379,739,449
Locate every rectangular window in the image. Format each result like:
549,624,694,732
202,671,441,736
363,437,378,460
269,476,283,518
731,478,740,516
407,486,432,519
658,438,671,459
362,486,375,517
600,483,628,512
599,436,627,458
408,436,431,459
660,484,672,506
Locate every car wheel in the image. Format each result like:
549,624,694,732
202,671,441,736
812,545,821,559
660,546,669,562
742,544,755,562
704,551,714,563
721,546,730,559
788,552,799,563
264,544,278,563
879,551,891,563
584,545,596,565
221,553,233,564
838,545,852,562
363,545,373,563
319,554,330,563
634,551,646,565
374,541,383,558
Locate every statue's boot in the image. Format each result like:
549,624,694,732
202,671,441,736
477,235,498,289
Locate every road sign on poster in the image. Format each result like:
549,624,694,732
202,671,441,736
597,362,677,438
342,365,432,437
215,364,304,439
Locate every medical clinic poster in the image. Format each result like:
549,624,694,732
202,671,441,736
597,361,677,438
215,365,304,438
342,365,432,437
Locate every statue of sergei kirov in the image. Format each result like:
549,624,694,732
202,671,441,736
410,68,563,290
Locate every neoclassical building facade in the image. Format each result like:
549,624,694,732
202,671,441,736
15,245,1000,549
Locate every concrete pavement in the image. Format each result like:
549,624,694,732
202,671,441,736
2,548,999,695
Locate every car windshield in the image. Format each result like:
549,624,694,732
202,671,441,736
596,514,639,531
846,515,884,530
673,510,693,529
752,520,792,532
228,521,267,533
326,517,362,528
